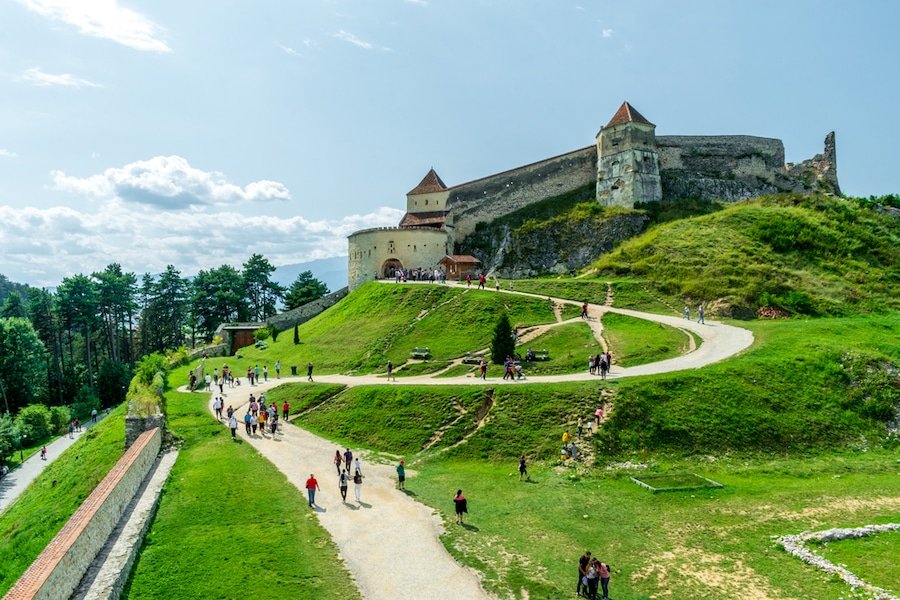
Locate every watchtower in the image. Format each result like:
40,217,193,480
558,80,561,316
595,101,662,208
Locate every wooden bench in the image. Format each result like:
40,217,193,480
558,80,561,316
410,347,431,359
530,349,550,361
461,353,483,365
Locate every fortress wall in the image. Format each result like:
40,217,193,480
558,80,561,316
348,227,449,289
4,429,161,600
447,146,597,240
267,287,349,332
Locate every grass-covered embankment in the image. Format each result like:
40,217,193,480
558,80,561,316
263,382,347,417
0,404,126,595
124,391,358,599
600,312,689,367
516,321,598,374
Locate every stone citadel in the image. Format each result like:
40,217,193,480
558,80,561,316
347,101,840,289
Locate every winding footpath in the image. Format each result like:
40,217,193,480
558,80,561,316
192,287,754,599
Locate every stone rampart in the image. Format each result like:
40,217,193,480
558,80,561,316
448,146,597,240
266,287,350,331
4,428,162,600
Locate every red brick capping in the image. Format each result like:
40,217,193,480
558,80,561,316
4,428,161,600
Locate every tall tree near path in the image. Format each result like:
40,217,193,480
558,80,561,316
491,313,515,364
56,274,100,388
285,270,330,310
192,265,248,341
242,254,285,321
0,317,49,412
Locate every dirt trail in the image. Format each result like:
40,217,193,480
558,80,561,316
208,383,493,600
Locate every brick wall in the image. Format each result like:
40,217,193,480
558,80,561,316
4,428,162,600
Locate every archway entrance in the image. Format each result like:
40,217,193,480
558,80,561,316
381,259,403,279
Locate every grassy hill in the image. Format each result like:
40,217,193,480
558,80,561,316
589,193,900,316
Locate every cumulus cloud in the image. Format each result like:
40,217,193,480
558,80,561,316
15,0,170,52
51,155,291,209
21,67,101,88
602,28,614,38
0,200,404,286
0,149,17,158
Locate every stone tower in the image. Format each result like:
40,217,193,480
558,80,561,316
595,101,662,208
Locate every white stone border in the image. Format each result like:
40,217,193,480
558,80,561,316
775,523,900,599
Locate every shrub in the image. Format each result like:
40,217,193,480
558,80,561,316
49,406,71,435
135,353,168,388
15,404,52,444
254,328,270,342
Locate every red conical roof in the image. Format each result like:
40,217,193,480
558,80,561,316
407,168,448,195
605,101,654,128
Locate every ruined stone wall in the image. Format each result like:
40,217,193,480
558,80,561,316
4,428,161,600
447,146,597,240
266,287,349,331
786,132,841,195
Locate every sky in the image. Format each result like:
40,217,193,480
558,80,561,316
1,0,898,287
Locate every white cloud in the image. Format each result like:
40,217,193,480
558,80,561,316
334,30,377,50
403,0,428,6
0,149,17,158
16,0,170,52
602,28,614,38
51,155,291,209
0,200,404,286
21,67,101,88
278,44,299,56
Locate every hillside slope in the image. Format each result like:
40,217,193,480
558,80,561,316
590,194,899,316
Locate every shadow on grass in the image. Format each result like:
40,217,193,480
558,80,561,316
460,523,480,532
401,489,417,497
522,479,540,484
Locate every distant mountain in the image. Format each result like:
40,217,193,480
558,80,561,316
274,256,348,293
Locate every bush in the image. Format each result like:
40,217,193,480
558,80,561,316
71,386,100,420
49,406,71,435
15,404,52,444
135,353,168,388
254,328,270,342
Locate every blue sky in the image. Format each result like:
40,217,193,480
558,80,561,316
0,0,897,286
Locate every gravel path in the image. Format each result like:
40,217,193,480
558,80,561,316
209,383,494,600
0,413,107,515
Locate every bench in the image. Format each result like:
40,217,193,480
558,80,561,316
528,349,550,361
461,353,484,365
254,340,269,350
410,347,431,359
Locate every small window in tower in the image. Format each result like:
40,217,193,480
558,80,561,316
389,241,395,253
425,199,428,205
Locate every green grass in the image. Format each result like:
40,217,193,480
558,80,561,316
405,451,900,599
811,529,900,593
263,383,347,417
394,361,452,377
592,193,900,316
436,364,477,378
124,391,358,599
601,312,689,367
512,278,680,314
0,404,127,595
516,322,599,374
631,472,722,491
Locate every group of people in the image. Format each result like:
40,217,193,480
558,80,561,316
390,268,446,283
501,355,526,380
577,551,612,599
683,304,705,324
588,351,613,379
222,393,290,439
332,448,365,504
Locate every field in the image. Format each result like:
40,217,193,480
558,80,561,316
600,312,689,367
811,529,900,594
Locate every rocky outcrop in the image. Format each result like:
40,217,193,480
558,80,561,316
460,210,648,278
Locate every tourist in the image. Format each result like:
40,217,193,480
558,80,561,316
307,362,314,382
204,374,212,391
598,559,612,599
605,350,612,369
698,304,705,324
68,421,74,439
479,359,487,380
244,412,252,435
269,415,277,436
581,302,588,319
396,460,406,490
247,366,254,385
226,405,234,420
189,371,197,391
466,274,471,287
354,457,362,476
387,360,395,382
518,455,528,481
599,356,608,380
577,418,584,437
263,365,268,382
478,274,485,290
228,415,238,439
683,305,690,319
586,419,594,437
595,406,603,426
453,489,468,524
562,430,570,450
589,354,595,375
585,558,600,600
275,360,281,379
305,473,320,507
213,397,223,420
250,413,258,435
353,469,363,502
569,441,578,461
213,368,219,385
91,408,98,423
40,446,47,461
282,401,290,420
577,551,592,598
254,365,261,383
339,469,349,502
343,448,353,472
334,450,343,475
259,409,267,434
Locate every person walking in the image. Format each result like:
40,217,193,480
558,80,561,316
91,408,98,423
333,450,343,476
396,460,406,490
305,474,320,507
263,365,268,382
577,551,592,598
250,413,258,435
562,430,570,450
698,304,705,324
581,302,588,319
275,360,281,379
598,559,612,600
353,469,363,502
479,359,487,380
254,365,261,383
354,457,362,476
386,360,395,382
228,415,238,439
343,448,353,472
339,469,349,502
683,305,690,320
282,401,290,420
307,362,314,382
40,446,47,460
518,455,528,481
243,412,252,435
453,489,468,524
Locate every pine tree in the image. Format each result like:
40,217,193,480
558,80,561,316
293,322,300,345
490,314,515,364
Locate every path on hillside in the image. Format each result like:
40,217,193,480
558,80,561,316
206,383,494,600
0,414,107,515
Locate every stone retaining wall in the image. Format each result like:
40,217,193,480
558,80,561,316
266,287,349,331
3,428,162,600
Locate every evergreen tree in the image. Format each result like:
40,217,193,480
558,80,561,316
242,254,285,321
56,274,100,388
293,322,300,345
27,288,64,405
192,265,248,340
284,271,329,310
0,291,28,318
490,313,515,364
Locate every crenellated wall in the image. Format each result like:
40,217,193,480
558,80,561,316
446,146,597,240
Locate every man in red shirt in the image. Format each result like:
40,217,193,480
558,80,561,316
305,474,320,506
282,401,290,420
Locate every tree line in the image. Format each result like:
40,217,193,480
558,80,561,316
0,254,329,421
